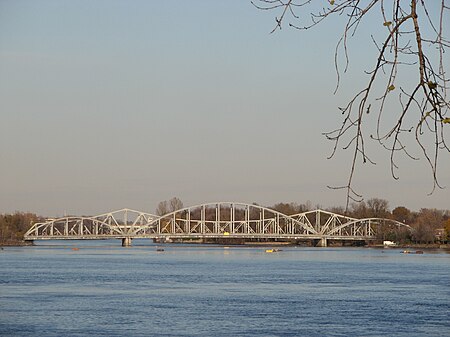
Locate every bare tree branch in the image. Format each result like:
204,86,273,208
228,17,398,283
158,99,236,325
253,0,450,210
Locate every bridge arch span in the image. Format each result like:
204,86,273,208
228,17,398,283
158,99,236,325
290,209,357,235
326,218,413,237
24,208,158,240
133,202,317,237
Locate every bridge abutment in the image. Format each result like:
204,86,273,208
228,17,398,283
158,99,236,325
122,237,132,247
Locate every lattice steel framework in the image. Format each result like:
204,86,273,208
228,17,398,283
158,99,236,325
24,202,411,242
24,208,158,240
133,202,317,238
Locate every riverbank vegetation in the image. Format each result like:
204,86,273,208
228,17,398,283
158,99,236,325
0,213,43,246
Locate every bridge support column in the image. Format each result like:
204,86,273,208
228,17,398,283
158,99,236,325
122,237,132,247
318,238,328,247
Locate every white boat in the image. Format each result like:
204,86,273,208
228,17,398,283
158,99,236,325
383,240,397,248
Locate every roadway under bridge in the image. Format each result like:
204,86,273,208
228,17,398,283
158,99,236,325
24,202,411,247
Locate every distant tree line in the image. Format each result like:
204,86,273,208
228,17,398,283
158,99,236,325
0,213,43,245
155,197,184,216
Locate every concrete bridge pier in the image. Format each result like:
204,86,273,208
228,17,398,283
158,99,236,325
122,237,132,247
313,238,328,247
319,238,328,247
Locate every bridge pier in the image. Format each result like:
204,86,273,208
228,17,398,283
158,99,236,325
313,238,328,247
319,238,328,247
121,237,132,247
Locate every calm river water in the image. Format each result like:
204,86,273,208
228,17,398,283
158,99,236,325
1,241,449,337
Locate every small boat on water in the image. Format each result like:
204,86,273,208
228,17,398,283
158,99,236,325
402,250,424,254
265,248,282,253
156,248,165,252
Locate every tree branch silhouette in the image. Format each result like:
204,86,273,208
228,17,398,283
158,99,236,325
253,0,450,210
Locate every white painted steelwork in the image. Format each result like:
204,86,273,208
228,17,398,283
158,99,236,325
24,202,412,243
24,208,158,240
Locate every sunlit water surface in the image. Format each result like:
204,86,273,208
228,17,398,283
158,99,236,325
1,241,449,337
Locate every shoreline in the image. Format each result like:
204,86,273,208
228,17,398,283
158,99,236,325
2,240,448,250
0,241,34,247
368,243,450,250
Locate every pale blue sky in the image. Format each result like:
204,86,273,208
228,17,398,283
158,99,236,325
1,1,449,216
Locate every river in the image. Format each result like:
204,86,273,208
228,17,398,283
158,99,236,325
1,241,449,336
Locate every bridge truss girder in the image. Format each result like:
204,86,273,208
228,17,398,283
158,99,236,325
133,202,317,237
24,208,159,240
24,203,412,243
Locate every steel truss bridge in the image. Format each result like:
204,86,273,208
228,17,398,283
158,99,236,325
24,202,411,247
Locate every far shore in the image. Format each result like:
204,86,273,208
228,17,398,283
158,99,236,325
0,240,34,247
369,243,450,250
1,240,449,251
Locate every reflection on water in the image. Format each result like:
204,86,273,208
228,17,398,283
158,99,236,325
1,240,449,337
